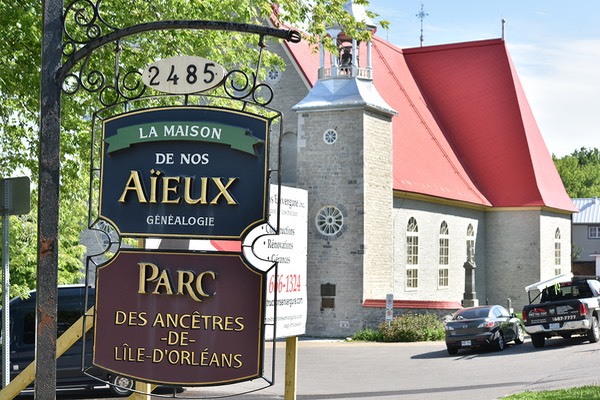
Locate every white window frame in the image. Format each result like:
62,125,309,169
438,267,449,289
438,221,449,288
466,223,475,261
406,217,419,290
315,205,344,237
589,226,600,239
554,228,561,266
406,268,419,290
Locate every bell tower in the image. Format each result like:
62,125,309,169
293,1,397,336
318,1,375,80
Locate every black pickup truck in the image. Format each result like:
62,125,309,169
522,273,600,348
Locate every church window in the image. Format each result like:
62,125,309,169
406,268,418,289
466,224,475,261
323,128,338,145
406,217,419,289
438,221,449,288
316,205,344,236
554,228,561,265
406,217,418,264
266,66,281,84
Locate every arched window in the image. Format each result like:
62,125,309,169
406,217,419,289
438,221,449,288
466,224,475,262
554,228,561,273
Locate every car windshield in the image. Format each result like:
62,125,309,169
454,307,491,320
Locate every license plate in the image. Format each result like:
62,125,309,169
461,340,471,347
549,323,560,330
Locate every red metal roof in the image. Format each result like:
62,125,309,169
283,36,576,212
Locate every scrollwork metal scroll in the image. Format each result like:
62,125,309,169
59,0,301,107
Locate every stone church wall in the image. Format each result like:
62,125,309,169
391,197,487,305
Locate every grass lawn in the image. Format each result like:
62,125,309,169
503,386,600,399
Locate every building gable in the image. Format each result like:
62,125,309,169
283,35,576,212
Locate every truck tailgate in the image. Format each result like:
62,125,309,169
525,300,583,325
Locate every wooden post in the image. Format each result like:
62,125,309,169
129,382,153,400
284,336,298,400
0,307,94,399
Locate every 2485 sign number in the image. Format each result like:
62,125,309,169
142,56,227,95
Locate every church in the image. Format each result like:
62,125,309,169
264,4,576,337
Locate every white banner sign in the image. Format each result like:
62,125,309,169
243,185,308,339
149,184,308,340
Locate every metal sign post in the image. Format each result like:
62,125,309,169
0,176,31,387
386,293,394,327
1,206,8,388
38,0,63,396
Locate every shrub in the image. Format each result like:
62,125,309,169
350,313,445,342
351,327,384,342
379,313,445,342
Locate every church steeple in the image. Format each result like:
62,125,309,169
294,0,395,116
292,2,396,337
319,0,377,80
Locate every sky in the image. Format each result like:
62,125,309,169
367,0,600,157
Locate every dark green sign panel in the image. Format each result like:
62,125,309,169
99,107,269,239
0,176,31,215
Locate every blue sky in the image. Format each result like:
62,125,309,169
367,1,600,157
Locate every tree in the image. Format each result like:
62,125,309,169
553,147,600,198
0,0,386,297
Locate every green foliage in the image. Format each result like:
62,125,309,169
350,327,384,342
0,1,385,297
0,191,86,299
503,386,600,399
379,313,445,342
553,147,600,198
351,313,445,342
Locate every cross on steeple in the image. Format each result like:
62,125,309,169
416,3,428,47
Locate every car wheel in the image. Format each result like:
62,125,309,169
494,332,505,351
109,374,135,397
447,346,459,355
514,324,525,344
587,316,600,343
531,333,545,348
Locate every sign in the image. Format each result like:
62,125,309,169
243,185,308,339
99,107,269,239
0,176,31,215
93,250,265,385
386,294,394,321
142,56,226,94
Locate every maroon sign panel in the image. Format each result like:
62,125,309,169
93,250,264,385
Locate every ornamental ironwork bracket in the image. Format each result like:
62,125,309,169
58,1,302,106
58,20,301,82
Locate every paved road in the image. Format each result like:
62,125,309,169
19,335,600,400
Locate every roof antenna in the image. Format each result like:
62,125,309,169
416,2,428,47
501,18,506,40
